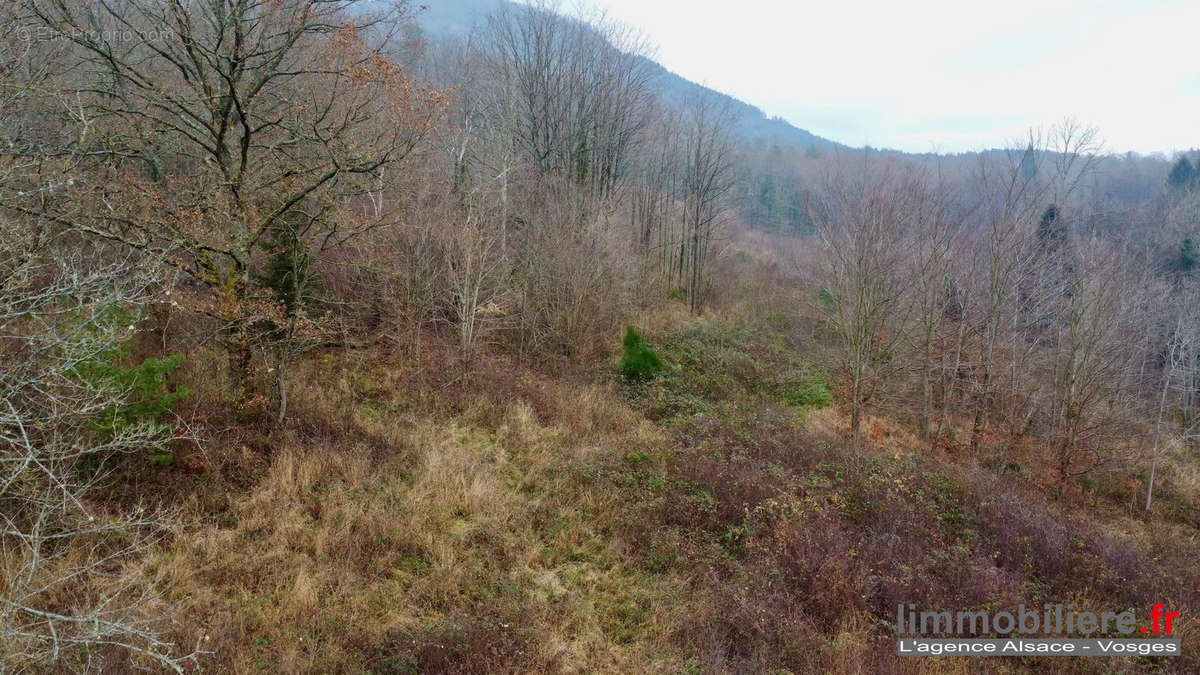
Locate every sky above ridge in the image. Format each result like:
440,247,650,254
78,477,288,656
569,0,1199,154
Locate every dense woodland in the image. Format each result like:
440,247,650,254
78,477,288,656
2,0,1199,672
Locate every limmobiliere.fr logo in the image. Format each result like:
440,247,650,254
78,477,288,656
897,603,1180,636
895,604,1182,657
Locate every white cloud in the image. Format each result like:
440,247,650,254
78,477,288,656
572,0,1200,153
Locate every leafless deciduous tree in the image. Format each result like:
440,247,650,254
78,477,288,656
481,0,653,200
677,93,736,313
630,105,680,258
1145,280,1200,509
7,0,440,393
1041,239,1150,494
811,161,924,449
962,122,1102,452
445,208,508,371
904,170,969,442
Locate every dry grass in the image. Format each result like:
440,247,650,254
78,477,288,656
120,350,690,673
76,291,1200,673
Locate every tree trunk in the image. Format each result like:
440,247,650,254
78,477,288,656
920,332,933,440
229,324,254,402
851,404,863,451
850,365,865,450
276,357,288,424
1145,339,1176,510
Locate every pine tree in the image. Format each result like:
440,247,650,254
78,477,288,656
1037,204,1067,247
1019,143,1037,182
263,211,318,315
1181,236,1199,274
619,326,663,381
1168,156,1195,189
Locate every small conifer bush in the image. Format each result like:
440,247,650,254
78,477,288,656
69,307,189,464
620,325,663,381
782,378,833,408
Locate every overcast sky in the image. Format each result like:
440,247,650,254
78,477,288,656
573,0,1199,155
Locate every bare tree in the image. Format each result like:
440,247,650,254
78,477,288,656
1145,280,1200,509
509,175,634,360
7,0,440,394
677,92,736,313
480,0,653,200
425,1,657,360
1041,238,1149,495
630,105,680,261
963,122,1102,452
445,209,508,372
262,210,326,423
2,18,198,670
811,160,922,449
905,171,970,442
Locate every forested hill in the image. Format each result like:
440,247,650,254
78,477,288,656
408,0,846,154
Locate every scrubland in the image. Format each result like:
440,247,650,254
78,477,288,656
74,257,1195,674
4,2,1199,673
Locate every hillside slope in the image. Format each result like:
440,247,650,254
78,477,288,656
128,259,1197,673
408,0,846,153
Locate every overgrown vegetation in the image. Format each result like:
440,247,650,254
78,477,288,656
1,0,1198,672
613,318,1198,672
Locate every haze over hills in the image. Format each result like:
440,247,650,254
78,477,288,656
398,0,1179,234
408,0,847,154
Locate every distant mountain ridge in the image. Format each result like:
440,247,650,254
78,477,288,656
408,0,847,153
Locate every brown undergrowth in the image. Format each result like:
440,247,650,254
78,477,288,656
120,340,691,673
96,301,1199,673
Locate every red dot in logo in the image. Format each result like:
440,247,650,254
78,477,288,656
1141,627,1148,634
